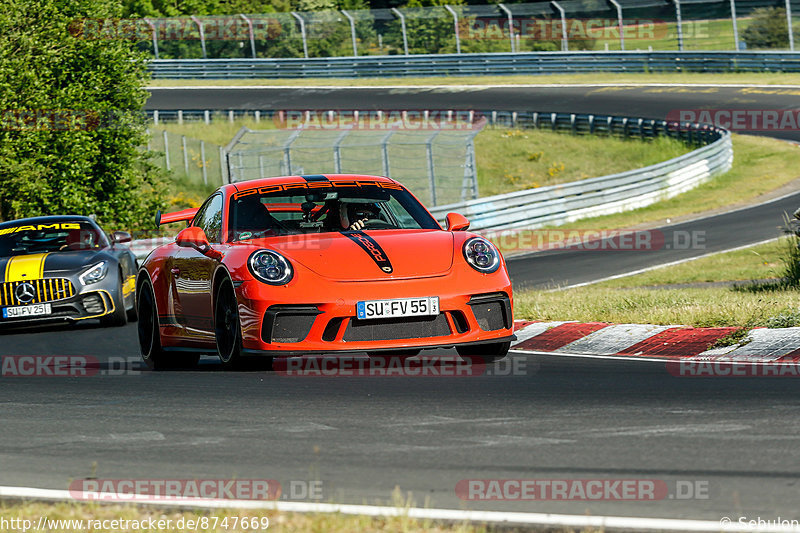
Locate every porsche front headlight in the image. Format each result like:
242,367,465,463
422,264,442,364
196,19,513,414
463,237,500,274
248,250,293,285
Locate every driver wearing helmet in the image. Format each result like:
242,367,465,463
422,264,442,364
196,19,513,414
338,202,380,231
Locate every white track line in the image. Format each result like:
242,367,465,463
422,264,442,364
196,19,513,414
2,485,799,532
147,83,800,90
550,237,781,291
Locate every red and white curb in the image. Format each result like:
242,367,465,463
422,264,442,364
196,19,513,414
1,485,799,532
511,320,800,362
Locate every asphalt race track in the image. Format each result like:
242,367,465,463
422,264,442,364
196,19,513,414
1,84,799,523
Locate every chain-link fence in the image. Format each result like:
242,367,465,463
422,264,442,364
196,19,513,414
107,0,800,58
225,124,483,207
147,129,226,187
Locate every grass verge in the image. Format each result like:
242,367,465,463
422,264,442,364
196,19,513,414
148,72,800,87
514,238,800,328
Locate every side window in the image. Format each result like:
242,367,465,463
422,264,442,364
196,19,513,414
195,194,224,243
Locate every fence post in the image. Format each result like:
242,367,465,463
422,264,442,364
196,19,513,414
144,19,159,59
259,155,265,178
182,135,189,174
497,4,515,53
238,14,257,58
786,0,795,51
333,130,350,173
444,5,461,54
425,131,441,206
607,0,624,50
200,141,207,185
291,12,309,59
729,0,739,50
673,0,684,51
380,131,394,176
391,8,409,55
341,10,358,56
190,16,207,59
162,130,170,171
283,129,303,174
462,130,480,201
551,1,568,51
220,146,227,184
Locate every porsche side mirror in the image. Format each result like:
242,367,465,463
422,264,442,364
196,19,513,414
110,231,132,244
175,227,223,260
445,212,470,232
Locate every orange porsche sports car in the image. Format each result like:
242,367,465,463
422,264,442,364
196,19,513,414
136,174,514,369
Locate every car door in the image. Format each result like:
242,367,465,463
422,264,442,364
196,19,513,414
172,193,224,340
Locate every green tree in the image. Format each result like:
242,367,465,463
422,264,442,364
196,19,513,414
0,0,166,231
742,7,797,50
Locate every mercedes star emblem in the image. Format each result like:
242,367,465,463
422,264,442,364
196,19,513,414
15,282,36,304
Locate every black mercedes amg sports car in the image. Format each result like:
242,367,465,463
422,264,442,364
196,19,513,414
0,215,138,327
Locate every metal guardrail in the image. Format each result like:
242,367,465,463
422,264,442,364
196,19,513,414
148,51,800,79
428,112,733,231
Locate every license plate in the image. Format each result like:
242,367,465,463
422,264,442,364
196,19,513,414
357,297,439,320
2,303,52,319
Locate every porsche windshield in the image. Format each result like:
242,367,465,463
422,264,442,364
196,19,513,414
0,221,106,257
228,184,440,241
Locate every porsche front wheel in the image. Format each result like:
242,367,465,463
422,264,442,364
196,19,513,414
215,280,246,369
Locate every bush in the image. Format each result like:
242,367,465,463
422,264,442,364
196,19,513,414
0,0,166,232
742,7,797,49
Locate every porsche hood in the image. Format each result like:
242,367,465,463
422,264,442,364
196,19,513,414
264,230,455,281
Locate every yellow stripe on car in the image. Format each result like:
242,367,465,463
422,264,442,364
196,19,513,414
5,253,48,282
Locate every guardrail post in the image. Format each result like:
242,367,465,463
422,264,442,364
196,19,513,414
729,0,739,50
607,0,625,50
341,10,358,56
551,112,558,131
391,8,409,55
152,110,159,125
786,0,795,51
380,131,394,176
228,110,234,123
204,110,210,125
177,110,183,124
291,12,309,59
588,114,595,134
426,131,440,205
551,1,568,51
144,19,159,59
497,4,515,53
673,0,684,52
570,113,576,134
444,5,461,54
238,14,257,58
190,16,207,59
200,141,207,184
162,130,170,170
532,112,539,128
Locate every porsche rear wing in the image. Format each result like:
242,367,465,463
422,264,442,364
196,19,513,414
155,208,198,227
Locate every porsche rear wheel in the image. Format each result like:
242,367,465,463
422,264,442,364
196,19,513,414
138,280,198,370
215,280,246,370
456,342,510,364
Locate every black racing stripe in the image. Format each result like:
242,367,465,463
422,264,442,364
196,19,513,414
300,174,330,183
0,257,8,282
343,231,393,274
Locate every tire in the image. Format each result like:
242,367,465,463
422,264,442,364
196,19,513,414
100,273,127,327
215,279,253,370
138,279,198,370
456,342,510,364
126,285,138,322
